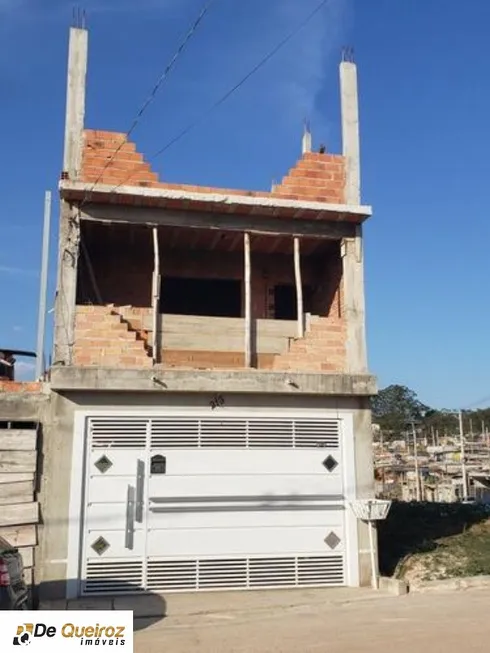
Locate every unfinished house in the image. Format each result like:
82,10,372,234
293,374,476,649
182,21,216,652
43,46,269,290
41,26,376,599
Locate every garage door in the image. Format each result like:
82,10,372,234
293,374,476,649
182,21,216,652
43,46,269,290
80,414,350,595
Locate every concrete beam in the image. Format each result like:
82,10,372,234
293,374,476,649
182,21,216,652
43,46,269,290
0,392,49,422
50,366,377,396
81,204,359,240
60,180,372,221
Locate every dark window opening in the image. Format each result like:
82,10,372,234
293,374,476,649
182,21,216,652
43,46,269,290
160,277,242,317
274,284,313,320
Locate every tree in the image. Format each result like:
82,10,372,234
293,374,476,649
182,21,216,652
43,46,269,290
372,385,430,438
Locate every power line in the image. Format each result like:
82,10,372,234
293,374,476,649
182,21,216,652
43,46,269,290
110,0,333,192
462,395,490,411
80,0,217,206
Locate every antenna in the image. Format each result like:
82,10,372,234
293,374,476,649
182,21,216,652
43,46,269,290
72,6,86,29
301,118,312,154
341,46,355,63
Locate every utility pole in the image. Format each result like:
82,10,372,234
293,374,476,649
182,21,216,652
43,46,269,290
35,191,52,380
431,425,436,448
486,427,490,470
412,421,421,501
459,410,469,500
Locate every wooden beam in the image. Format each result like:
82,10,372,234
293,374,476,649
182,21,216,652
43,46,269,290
244,232,252,368
23,568,33,587
0,524,37,547
151,227,161,364
18,546,34,569
0,430,37,451
0,525,37,548
0,481,34,505
82,204,358,240
0,451,36,474
0,473,35,485
0,502,39,528
294,237,304,338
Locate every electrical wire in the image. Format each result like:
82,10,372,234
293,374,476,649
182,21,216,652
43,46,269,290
80,0,217,206
109,0,333,192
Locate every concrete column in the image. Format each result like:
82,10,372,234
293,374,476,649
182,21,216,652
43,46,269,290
63,27,88,180
340,60,360,205
341,232,367,373
353,398,376,585
340,58,367,374
53,28,88,366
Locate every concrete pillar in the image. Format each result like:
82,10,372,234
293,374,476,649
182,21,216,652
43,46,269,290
53,28,88,366
340,58,367,374
341,232,367,373
340,60,360,205
63,27,88,180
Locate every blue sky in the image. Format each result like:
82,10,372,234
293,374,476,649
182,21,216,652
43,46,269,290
1,0,489,409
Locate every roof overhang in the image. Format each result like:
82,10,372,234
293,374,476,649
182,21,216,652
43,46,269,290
60,181,372,223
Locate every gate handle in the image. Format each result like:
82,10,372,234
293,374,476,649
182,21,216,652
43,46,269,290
125,485,135,550
135,459,145,524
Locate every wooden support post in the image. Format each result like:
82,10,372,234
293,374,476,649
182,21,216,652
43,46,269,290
293,237,304,338
151,227,160,364
244,232,252,368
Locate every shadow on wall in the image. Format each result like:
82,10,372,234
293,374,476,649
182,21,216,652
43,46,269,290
36,580,166,632
377,501,490,577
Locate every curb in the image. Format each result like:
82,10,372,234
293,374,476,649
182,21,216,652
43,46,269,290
409,575,490,594
378,577,409,596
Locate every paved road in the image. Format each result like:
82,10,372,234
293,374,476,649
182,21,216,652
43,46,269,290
134,586,490,652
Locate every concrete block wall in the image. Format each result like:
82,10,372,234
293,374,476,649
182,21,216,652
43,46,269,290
80,130,346,204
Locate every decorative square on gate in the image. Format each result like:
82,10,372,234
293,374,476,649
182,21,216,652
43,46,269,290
322,455,338,472
94,455,113,474
91,536,110,556
324,531,341,550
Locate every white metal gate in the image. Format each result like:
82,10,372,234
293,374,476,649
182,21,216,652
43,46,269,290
80,414,352,595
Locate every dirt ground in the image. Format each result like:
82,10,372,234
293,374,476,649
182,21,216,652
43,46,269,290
133,585,490,652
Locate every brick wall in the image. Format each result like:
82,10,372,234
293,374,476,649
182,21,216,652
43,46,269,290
73,306,152,367
79,130,346,204
72,305,345,372
78,245,341,321
272,317,346,372
0,382,42,393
